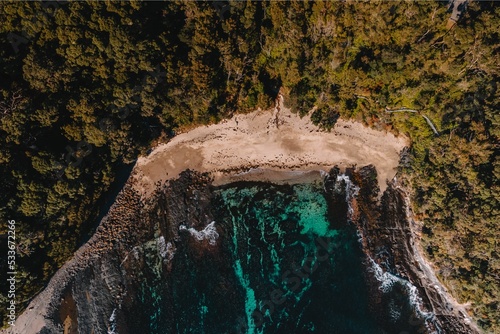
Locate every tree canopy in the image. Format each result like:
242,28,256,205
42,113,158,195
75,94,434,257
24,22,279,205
0,1,498,331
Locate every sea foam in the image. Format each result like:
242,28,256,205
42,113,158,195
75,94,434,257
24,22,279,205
108,308,117,334
179,221,219,246
369,257,438,333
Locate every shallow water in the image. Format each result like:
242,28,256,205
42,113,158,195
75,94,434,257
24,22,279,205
130,182,420,334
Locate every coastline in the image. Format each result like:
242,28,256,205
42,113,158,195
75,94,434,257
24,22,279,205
1,100,480,334
398,184,482,333
132,96,408,196
211,168,327,186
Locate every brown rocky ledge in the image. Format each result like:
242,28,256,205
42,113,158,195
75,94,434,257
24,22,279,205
1,167,481,334
344,165,481,334
1,102,480,334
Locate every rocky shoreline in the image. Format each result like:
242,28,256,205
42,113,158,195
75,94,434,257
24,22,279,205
2,167,481,334
0,182,147,334
340,165,481,334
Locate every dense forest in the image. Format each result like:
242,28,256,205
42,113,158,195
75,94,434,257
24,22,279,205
0,1,498,331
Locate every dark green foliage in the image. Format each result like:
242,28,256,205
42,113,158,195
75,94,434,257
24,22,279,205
0,0,498,331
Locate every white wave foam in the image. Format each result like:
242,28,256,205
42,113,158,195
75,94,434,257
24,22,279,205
157,236,167,258
108,308,117,334
335,174,360,217
369,257,400,293
180,221,219,246
319,170,329,178
157,236,175,262
369,257,437,332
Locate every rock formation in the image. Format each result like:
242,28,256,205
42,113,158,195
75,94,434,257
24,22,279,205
3,168,480,334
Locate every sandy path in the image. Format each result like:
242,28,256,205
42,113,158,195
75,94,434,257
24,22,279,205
133,97,408,197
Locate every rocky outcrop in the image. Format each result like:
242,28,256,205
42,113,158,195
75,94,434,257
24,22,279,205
3,168,480,334
343,165,480,334
27,182,144,334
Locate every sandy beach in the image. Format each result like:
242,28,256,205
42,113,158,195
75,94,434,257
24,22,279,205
133,97,408,197
1,99,408,334
3,100,481,334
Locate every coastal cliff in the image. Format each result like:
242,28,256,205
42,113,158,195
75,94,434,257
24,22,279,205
339,165,480,334
3,167,480,334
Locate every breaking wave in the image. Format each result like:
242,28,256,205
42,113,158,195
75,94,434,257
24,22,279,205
369,257,438,333
180,221,219,246
108,308,117,334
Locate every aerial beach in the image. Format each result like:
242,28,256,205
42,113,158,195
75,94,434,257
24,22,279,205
1,1,497,333
132,96,408,196
2,100,479,334
2,98,409,333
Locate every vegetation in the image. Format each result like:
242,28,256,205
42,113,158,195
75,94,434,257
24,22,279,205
0,1,498,331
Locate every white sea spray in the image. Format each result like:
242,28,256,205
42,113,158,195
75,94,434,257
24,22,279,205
108,308,117,334
369,257,400,293
368,257,437,333
156,236,176,263
180,221,219,246
338,174,429,320
335,174,359,217
157,236,167,258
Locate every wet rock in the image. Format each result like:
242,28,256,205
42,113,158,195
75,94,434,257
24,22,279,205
333,166,478,334
14,168,478,334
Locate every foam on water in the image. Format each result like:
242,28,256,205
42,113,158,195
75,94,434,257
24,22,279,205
179,221,219,245
107,308,117,334
335,174,359,217
157,236,167,258
215,182,381,333
127,178,430,333
369,257,437,333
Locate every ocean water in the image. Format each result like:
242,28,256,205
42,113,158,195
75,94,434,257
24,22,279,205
130,181,424,334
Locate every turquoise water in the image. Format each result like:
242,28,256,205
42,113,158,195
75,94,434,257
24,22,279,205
129,181,418,333
216,182,381,334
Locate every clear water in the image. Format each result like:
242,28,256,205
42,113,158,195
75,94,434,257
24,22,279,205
216,182,381,334
130,182,419,334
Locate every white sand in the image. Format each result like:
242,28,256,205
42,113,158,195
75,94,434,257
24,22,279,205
133,97,408,197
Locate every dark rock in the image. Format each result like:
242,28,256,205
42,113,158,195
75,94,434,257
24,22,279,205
15,168,478,334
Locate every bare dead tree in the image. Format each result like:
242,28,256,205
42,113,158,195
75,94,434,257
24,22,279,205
421,114,440,136
0,89,25,117
385,106,419,113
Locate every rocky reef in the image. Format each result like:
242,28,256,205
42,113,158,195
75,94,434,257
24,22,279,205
5,167,479,334
334,165,479,334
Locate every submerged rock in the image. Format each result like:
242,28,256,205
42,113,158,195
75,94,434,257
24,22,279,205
4,168,478,334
